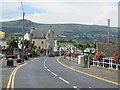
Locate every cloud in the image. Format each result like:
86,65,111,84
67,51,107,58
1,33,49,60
1,0,119,27
25,2,118,26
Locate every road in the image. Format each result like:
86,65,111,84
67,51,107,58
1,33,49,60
2,57,119,90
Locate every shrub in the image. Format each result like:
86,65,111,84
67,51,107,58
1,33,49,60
114,52,120,64
96,52,105,61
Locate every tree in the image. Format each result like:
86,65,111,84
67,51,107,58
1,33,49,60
74,43,84,50
7,37,19,52
30,41,37,51
24,39,31,54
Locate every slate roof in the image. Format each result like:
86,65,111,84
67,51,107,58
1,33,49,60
31,28,50,39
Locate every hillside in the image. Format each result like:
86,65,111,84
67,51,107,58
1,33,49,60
1,19,118,42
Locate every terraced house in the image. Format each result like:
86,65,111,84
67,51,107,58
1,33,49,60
30,27,55,55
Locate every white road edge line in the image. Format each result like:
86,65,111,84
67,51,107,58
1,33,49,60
73,86,80,90
51,72,57,76
59,77,70,84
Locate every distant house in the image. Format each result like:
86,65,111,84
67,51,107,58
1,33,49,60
24,33,31,40
84,48,96,54
96,43,118,57
30,27,55,54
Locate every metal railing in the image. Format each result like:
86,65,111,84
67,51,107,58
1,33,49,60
91,57,120,70
64,55,120,70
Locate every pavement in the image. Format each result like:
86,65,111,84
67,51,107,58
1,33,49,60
2,60,22,68
58,57,120,85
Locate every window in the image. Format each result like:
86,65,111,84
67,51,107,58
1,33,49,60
33,41,35,44
38,46,41,49
42,41,44,44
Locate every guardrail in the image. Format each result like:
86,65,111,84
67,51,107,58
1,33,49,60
91,57,120,70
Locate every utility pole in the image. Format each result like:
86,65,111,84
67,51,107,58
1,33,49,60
20,0,25,61
22,12,25,61
108,19,110,43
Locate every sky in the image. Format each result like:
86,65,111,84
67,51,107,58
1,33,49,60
0,0,120,27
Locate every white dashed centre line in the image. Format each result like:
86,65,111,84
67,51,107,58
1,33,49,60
59,77,70,84
51,72,57,76
47,69,50,72
73,86,80,90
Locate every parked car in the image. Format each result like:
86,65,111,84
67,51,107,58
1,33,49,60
49,53,54,57
0,54,6,61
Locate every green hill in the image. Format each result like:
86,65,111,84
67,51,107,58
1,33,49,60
1,19,118,42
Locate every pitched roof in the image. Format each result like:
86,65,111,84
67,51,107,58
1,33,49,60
31,28,50,39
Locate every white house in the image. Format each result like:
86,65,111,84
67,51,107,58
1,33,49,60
24,33,31,40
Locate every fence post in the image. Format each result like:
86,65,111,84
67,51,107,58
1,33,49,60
97,61,99,66
110,57,113,69
108,58,111,69
93,58,95,66
103,58,104,68
116,64,118,70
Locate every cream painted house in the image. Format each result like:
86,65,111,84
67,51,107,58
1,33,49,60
30,28,55,54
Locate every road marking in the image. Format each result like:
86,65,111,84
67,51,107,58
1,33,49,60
47,69,51,72
43,59,47,67
89,87,92,88
6,63,27,90
11,67,18,89
6,68,16,90
57,58,120,86
59,77,70,84
11,63,27,89
73,86,80,90
51,72,57,76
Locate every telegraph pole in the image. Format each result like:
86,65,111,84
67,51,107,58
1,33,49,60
22,12,25,61
108,19,110,43
20,0,25,61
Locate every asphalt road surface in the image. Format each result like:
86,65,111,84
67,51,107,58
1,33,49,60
2,57,119,90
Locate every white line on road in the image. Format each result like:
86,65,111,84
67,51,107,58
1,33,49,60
51,72,57,76
73,86,80,90
45,66,47,69
59,77,70,84
47,69,51,72
43,59,46,66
